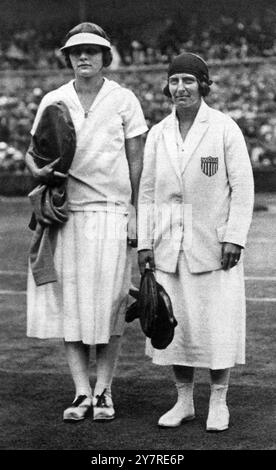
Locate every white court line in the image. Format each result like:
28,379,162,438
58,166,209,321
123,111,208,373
0,274,275,300
0,290,26,295
0,270,26,275
248,239,273,243
245,276,276,281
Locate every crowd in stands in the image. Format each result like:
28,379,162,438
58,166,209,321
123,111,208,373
1,61,276,173
0,13,276,70
1,9,276,173
118,14,276,66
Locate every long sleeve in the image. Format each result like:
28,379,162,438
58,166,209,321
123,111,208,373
137,128,157,250
223,118,254,247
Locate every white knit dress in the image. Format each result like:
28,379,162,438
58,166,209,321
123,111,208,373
27,211,132,344
27,78,148,345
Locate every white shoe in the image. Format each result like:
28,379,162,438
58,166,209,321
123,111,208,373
63,395,92,422
93,389,115,421
158,402,195,428
206,402,229,432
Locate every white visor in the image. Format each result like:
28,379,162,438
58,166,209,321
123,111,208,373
60,33,111,51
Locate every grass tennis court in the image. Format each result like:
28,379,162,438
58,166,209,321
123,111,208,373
0,194,275,450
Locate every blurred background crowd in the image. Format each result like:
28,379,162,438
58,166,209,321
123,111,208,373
0,12,276,70
0,0,276,174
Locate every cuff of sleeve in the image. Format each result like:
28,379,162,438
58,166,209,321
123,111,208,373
125,125,148,139
137,241,153,251
223,233,246,248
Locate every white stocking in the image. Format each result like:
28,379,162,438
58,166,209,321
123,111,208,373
94,335,122,397
64,341,92,398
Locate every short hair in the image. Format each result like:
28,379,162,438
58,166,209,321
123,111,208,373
62,22,113,69
163,79,211,98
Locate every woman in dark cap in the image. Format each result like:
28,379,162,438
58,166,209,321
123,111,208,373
25,22,147,422
138,52,254,431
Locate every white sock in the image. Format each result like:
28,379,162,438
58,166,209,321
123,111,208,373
175,381,194,406
209,384,228,404
94,383,112,398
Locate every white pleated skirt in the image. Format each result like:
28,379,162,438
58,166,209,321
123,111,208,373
27,211,132,345
146,252,246,370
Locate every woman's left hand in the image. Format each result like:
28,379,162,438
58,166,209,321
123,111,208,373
127,204,137,248
221,242,242,270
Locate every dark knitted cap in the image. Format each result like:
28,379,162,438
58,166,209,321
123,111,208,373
168,52,212,85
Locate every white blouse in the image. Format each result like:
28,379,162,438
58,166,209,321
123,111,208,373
31,78,148,213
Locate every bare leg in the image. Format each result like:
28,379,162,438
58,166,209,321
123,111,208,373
210,368,230,386
174,365,195,384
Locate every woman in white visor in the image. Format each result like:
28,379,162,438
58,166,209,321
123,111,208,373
25,22,148,423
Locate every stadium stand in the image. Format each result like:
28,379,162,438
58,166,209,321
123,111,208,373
0,11,276,70
1,60,276,174
0,0,276,178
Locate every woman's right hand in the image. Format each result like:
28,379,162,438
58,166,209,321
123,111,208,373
138,249,155,275
33,158,68,186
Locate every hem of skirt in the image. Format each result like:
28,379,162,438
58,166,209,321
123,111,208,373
27,332,124,345
146,354,245,369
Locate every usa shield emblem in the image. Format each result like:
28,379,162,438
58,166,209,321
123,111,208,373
201,156,218,177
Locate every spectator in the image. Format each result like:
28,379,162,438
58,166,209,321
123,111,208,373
1,62,276,171
1,11,276,70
